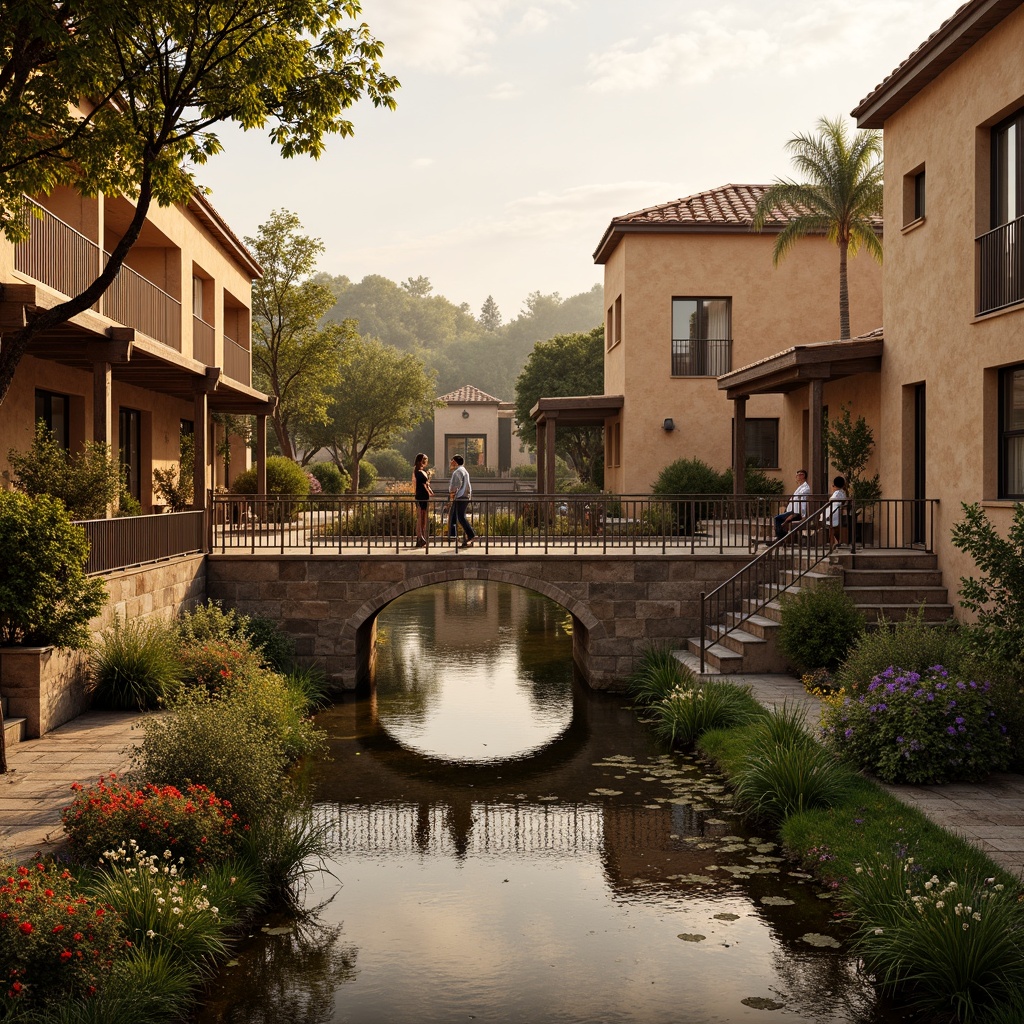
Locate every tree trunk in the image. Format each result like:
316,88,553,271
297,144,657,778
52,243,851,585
838,238,851,340
272,411,294,461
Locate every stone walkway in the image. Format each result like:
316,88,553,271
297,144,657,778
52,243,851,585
2,684,1023,878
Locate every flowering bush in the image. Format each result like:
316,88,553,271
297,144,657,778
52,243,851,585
801,668,838,697
822,665,1011,784
62,775,242,867
0,862,122,1005
179,639,264,691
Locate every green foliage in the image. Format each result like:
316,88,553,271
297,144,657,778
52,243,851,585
513,327,605,484
365,448,411,479
284,664,330,711
835,609,968,694
653,678,761,749
357,459,379,492
0,491,106,647
777,583,865,672
721,464,785,496
115,488,142,518
510,464,537,479
176,605,296,676
243,616,296,673
0,861,123,1008
308,461,350,494
822,665,1011,784
90,616,182,710
952,501,1024,675
627,646,692,707
7,426,121,519
845,858,1024,1022
229,455,310,499
152,433,195,512
824,404,879,499
62,778,241,868
650,458,731,535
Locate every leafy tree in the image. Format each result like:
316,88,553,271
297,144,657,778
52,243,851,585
824,402,880,499
0,0,398,406
153,431,195,511
513,327,604,485
248,210,357,460
479,295,502,331
752,116,883,339
299,337,437,492
7,425,121,518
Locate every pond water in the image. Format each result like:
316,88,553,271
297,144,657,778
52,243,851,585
197,581,905,1024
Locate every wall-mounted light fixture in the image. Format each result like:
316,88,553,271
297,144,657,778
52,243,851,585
462,409,470,419
663,418,675,432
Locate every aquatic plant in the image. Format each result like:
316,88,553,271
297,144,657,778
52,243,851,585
654,679,759,749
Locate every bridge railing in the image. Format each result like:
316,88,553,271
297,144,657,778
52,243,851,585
210,492,885,555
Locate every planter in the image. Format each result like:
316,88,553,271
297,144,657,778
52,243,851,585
0,646,90,739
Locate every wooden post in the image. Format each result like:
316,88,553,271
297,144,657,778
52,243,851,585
733,394,747,495
256,414,268,495
536,421,546,496
809,377,825,495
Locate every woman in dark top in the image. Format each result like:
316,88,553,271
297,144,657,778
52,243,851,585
413,453,433,549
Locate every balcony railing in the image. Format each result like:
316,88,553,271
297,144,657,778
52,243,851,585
75,511,206,575
978,216,1024,315
193,315,215,364
223,334,251,385
14,197,182,350
671,338,732,376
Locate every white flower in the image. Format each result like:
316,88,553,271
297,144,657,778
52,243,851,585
935,901,945,909
996,884,1005,892
163,849,172,860
146,929,156,939
972,912,982,921
171,907,181,915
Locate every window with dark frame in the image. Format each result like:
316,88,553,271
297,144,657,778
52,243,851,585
671,297,731,376
445,434,486,468
1000,365,1024,498
914,171,926,220
731,417,779,469
993,109,1024,229
35,389,70,449
119,407,142,501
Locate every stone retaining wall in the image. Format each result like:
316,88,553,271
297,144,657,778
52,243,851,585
206,553,750,692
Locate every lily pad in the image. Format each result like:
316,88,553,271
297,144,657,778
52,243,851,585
592,788,623,796
760,896,794,906
677,933,706,942
261,926,293,935
741,997,785,1010
713,913,740,921
801,933,841,948
704,818,728,826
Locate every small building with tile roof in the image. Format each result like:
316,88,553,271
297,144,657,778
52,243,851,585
593,183,883,493
433,384,532,477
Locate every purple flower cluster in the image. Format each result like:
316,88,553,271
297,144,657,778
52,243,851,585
821,665,1010,784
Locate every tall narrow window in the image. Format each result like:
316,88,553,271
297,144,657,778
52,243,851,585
119,407,142,500
671,297,731,376
980,110,1024,314
35,389,70,449
1000,365,1024,498
914,171,926,220
993,111,1024,228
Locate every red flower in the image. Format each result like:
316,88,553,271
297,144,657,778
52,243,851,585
19,921,32,934
52,924,65,933
10,982,23,994
60,951,72,962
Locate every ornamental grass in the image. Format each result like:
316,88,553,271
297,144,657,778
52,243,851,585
90,616,182,711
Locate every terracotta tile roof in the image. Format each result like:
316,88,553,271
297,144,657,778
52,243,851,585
852,0,1022,127
439,384,503,404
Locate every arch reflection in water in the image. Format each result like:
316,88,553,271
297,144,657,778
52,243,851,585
372,581,574,764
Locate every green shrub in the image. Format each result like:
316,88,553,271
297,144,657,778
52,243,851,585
627,646,692,707
835,609,968,694
178,639,265,691
653,679,760,749
91,616,182,710
845,857,1024,1022
177,601,294,673
308,461,350,495
652,457,729,496
0,861,124,1007
229,456,310,499
0,491,107,648
244,616,296,672
366,448,411,479
335,498,414,536
510,464,537,479
115,488,142,518
7,425,121,519
777,583,865,672
284,663,330,711
356,459,378,492
153,433,195,512
721,464,785,496
822,665,1011,784
62,777,241,868
226,671,327,763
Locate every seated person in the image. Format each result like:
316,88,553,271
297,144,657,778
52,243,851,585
774,469,811,539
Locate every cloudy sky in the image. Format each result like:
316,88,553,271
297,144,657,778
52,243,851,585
196,0,960,321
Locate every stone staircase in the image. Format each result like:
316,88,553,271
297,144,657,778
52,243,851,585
676,548,955,677
1,695,27,754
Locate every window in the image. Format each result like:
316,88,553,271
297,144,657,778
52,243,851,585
35,389,70,449
980,110,1024,314
993,110,1024,228
902,164,925,225
445,434,486,468
732,418,779,469
119,407,142,500
671,297,731,376
606,295,622,350
999,365,1024,498
192,276,204,318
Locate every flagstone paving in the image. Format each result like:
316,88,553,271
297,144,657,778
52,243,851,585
1,683,1023,877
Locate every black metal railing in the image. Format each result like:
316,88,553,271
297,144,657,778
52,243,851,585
671,338,731,376
76,511,206,574
698,497,938,672
978,216,1024,315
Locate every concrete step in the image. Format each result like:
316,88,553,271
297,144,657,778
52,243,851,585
685,637,744,674
778,569,836,588
672,649,723,680
724,611,779,640
706,623,766,656
830,550,938,571
840,569,944,587
3,715,27,750
842,586,951,605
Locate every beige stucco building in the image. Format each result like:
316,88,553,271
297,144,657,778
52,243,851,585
434,385,532,476
592,186,883,494
0,187,272,512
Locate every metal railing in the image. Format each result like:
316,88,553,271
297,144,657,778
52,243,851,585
670,338,731,376
192,315,215,364
13,196,182,350
76,511,206,575
698,497,938,672
223,335,251,385
978,216,1024,315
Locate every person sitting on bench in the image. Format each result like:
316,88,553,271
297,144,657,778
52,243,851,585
774,468,811,539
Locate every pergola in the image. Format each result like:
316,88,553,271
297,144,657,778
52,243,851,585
717,329,883,494
529,394,623,493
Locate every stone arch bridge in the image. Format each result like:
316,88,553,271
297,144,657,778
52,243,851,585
206,551,751,691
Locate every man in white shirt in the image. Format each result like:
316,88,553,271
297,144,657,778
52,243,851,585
446,454,476,547
774,468,811,539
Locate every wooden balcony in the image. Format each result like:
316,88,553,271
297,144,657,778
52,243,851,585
14,197,182,350
978,216,1024,315
223,334,251,385
193,315,215,364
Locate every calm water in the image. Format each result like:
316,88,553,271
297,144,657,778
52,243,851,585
198,581,903,1024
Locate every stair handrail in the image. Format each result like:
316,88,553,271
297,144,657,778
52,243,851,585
699,496,835,673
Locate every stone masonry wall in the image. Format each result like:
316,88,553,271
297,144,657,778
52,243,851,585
206,553,750,692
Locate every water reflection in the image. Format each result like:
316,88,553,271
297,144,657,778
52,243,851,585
197,582,901,1024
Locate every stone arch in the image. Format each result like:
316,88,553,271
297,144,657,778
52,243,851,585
340,566,606,689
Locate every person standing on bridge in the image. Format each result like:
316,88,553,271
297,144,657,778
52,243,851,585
446,454,476,548
413,453,434,550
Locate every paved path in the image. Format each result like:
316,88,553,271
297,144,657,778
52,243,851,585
2,688,1023,878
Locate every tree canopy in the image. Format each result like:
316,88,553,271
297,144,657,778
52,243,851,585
0,0,398,405
752,116,882,340
248,210,356,460
514,326,604,485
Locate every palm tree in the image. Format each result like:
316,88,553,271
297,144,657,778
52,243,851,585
752,116,883,340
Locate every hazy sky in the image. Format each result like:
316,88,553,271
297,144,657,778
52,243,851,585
196,0,959,322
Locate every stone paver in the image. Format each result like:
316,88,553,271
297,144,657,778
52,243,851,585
735,671,1024,879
